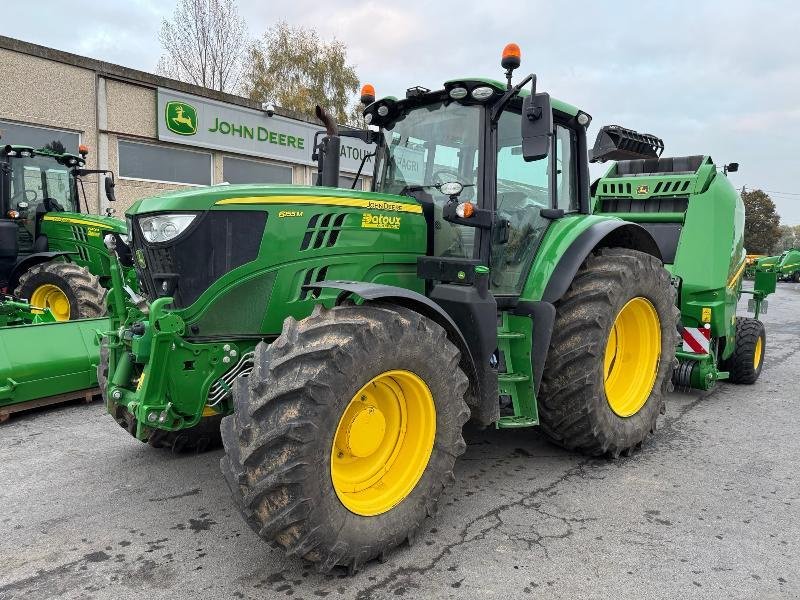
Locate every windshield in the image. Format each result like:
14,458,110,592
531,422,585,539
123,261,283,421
8,155,79,213
374,102,480,259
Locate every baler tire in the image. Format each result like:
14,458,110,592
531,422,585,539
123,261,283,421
725,317,765,384
791,271,800,283
99,337,223,452
537,247,679,458
15,261,106,320
220,303,470,573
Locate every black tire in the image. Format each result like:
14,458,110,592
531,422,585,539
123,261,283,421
725,317,766,384
220,303,470,573
791,271,800,283
99,337,223,452
538,248,679,457
15,261,106,320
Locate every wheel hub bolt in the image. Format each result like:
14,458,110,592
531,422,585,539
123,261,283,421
111,389,122,400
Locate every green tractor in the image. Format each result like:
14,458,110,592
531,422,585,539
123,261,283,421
590,126,775,388
0,142,127,320
100,46,768,571
756,248,800,282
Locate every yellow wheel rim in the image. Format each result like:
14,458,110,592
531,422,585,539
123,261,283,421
753,336,763,369
30,283,71,321
604,297,661,417
331,370,436,516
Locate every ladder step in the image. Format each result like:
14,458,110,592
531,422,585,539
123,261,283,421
498,372,530,383
497,415,538,428
497,332,526,339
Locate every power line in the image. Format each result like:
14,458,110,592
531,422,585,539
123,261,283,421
745,188,800,196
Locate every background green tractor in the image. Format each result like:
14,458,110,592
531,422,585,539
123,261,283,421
0,142,128,320
590,126,775,389
101,45,687,570
757,248,800,282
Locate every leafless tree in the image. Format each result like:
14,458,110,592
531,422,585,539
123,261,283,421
156,0,247,93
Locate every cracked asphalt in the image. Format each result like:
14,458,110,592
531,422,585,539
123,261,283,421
1,283,798,600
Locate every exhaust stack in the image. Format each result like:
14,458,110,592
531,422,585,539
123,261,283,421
314,105,341,188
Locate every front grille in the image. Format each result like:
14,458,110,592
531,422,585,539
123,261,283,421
600,196,689,213
132,210,267,308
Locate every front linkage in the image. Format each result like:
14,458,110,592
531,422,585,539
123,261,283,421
100,235,253,446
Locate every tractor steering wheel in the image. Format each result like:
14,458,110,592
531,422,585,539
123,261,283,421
10,189,38,205
431,169,459,187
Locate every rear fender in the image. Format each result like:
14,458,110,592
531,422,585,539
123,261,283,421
540,220,661,303
9,251,74,291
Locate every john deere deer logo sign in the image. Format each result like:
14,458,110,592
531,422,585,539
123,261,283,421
165,101,197,135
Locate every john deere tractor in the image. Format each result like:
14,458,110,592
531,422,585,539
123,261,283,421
755,248,800,283
100,46,768,571
0,143,127,320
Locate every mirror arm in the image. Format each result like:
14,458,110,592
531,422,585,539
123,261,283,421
490,73,535,122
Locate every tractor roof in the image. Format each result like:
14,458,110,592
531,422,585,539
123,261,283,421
370,77,581,120
1,144,86,167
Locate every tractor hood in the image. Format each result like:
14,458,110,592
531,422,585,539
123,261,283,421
126,184,421,215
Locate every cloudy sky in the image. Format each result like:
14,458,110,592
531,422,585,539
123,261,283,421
4,0,799,223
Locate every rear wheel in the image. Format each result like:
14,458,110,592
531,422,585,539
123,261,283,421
220,303,469,573
725,317,766,384
538,248,679,457
16,261,106,320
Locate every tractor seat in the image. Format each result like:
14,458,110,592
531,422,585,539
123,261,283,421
614,155,705,177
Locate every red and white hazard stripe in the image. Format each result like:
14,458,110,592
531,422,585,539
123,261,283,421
682,325,711,354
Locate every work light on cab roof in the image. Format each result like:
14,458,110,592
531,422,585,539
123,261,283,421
502,42,522,86
360,83,375,105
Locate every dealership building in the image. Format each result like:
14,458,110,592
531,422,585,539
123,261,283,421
0,35,373,215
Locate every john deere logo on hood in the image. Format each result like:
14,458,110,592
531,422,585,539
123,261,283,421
165,101,198,136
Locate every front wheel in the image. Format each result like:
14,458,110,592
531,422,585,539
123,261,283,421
220,304,470,572
538,248,679,457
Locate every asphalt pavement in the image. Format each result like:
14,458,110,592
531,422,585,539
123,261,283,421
1,283,798,600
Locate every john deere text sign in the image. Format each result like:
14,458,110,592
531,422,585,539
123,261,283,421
157,89,373,173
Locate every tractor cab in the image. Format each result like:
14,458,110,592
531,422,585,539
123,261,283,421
1,145,84,256
351,78,592,300
0,143,123,319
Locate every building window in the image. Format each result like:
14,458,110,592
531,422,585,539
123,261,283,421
0,120,80,153
339,174,364,190
118,139,211,185
222,156,292,185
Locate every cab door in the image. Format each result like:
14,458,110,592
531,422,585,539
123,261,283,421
490,109,580,298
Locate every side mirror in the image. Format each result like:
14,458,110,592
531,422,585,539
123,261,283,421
725,162,739,174
104,176,116,202
521,93,553,162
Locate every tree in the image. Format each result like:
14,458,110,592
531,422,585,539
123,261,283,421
776,224,800,252
242,22,360,125
156,0,247,93
742,189,781,254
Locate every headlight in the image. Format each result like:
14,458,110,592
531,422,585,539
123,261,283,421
138,214,196,243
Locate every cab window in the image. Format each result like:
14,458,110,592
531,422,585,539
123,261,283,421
490,110,551,295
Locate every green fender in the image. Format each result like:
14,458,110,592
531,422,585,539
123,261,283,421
516,214,662,394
